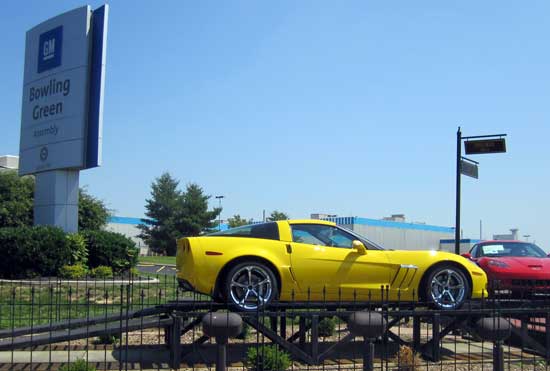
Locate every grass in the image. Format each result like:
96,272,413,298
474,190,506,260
138,255,176,265
0,273,193,329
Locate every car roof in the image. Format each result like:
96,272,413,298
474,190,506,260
477,240,529,244
285,219,336,226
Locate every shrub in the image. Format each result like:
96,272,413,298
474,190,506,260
246,345,291,371
90,265,113,279
130,267,140,278
318,317,336,338
0,226,72,278
66,233,88,265
236,322,250,340
395,345,423,371
93,333,119,345
81,230,138,273
58,264,88,279
59,359,96,371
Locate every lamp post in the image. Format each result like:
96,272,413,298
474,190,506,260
215,195,225,231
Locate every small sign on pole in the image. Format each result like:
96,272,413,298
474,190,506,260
460,159,479,179
465,138,506,155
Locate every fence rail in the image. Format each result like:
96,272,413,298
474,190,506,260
0,275,549,370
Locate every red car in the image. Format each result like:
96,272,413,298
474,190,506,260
462,240,550,296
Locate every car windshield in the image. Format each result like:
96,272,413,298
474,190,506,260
477,242,547,258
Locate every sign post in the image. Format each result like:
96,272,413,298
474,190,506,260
454,128,507,254
19,5,108,232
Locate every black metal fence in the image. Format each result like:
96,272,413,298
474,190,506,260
0,275,549,370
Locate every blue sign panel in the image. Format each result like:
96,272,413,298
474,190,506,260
37,26,63,73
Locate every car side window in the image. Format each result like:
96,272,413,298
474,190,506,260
470,245,479,258
291,224,355,248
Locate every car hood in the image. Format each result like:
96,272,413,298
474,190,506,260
481,256,550,269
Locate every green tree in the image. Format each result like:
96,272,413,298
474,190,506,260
78,188,110,231
0,170,109,230
138,172,183,256
267,210,289,221
176,183,221,236
0,171,34,228
227,214,252,228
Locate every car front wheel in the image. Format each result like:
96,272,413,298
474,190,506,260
425,265,470,310
223,261,278,311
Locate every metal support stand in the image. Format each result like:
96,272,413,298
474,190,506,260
168,315,181,370
311,315,319,360
432,313,441,362
299,316,306,347
413,316,421,350
280,309,286,338
493,340,504,371
363,339,374,371
215,341,227,371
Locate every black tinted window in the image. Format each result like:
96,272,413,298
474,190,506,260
209,222,280,241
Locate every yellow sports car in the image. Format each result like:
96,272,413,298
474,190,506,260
177,219,487,310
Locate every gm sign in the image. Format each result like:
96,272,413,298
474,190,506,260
37,26,63,73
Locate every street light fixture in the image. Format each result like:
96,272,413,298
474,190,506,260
523,235,531,242
215,195,225,231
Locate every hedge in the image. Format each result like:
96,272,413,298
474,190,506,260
80,230,139,274
0,227,139,278
0,226,71,278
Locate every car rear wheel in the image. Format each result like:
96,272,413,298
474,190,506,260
424,264,470,310
223,261,278,311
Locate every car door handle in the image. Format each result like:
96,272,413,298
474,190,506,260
286,244,292,254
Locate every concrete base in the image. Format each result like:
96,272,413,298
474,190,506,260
34,170,79,233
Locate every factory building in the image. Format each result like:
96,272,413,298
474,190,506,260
0,155,19,171
312,213,455,251
105,216,149,255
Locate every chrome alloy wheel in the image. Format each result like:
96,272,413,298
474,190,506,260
229,265,273,310
430,269,466,309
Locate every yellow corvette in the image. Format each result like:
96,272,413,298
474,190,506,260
177,219,487,310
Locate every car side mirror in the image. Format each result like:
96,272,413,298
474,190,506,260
461,253,472,260
352,240,367,255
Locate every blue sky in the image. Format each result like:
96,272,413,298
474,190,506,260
2,1,549,247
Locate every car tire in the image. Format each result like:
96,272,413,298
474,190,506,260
424,264,470,310
223,261,278,311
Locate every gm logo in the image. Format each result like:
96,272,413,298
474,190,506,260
37,26,63,73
